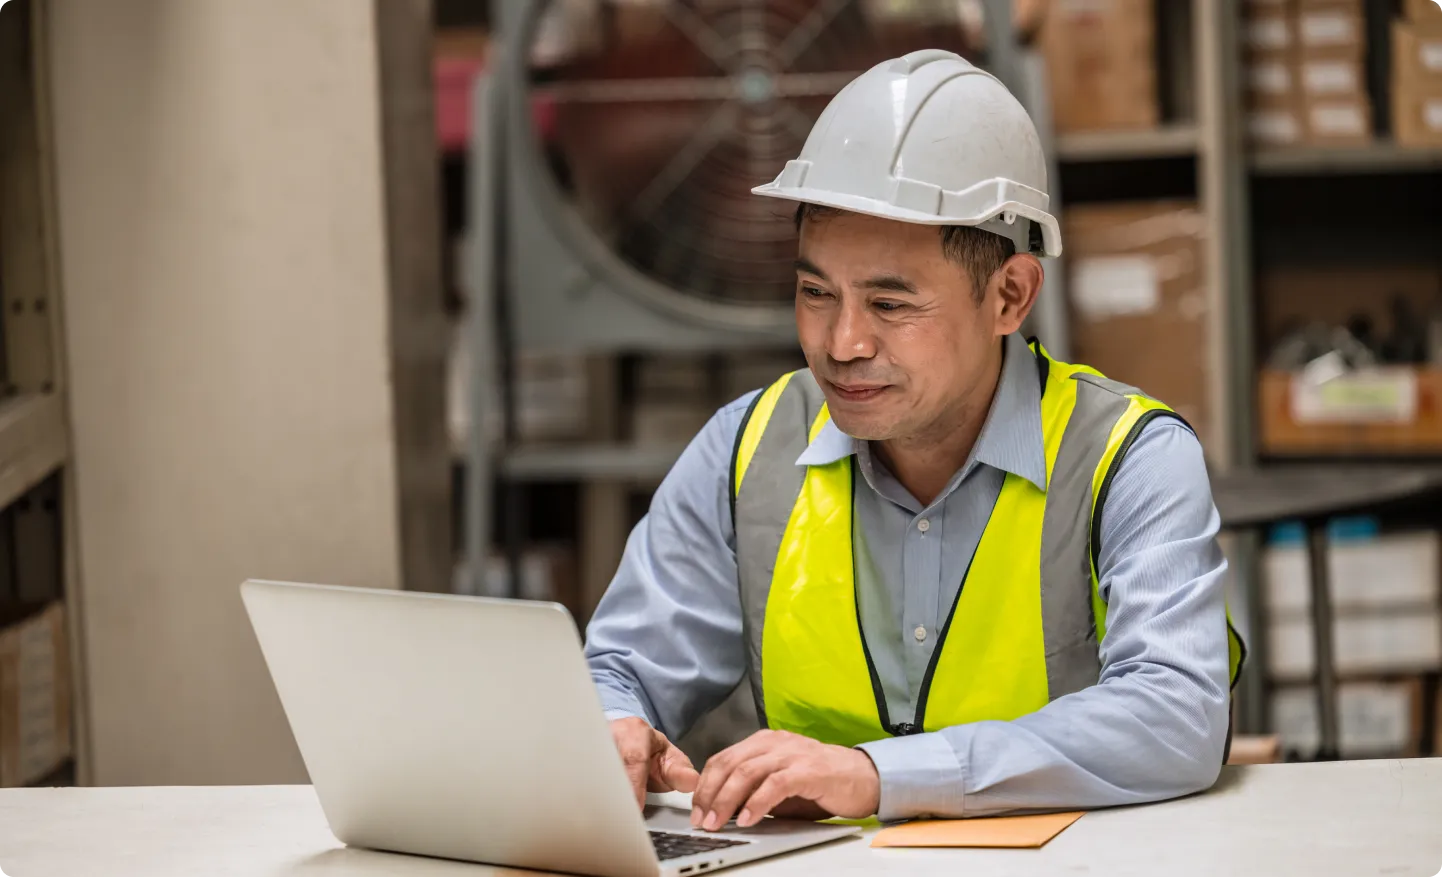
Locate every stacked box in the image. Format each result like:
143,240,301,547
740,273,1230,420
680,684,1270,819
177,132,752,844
1296,0,1372,144
1392,11,1442,146
0,602,72,787
1064,202,1212,448
1244,0,1373,146
1038,0,1158,132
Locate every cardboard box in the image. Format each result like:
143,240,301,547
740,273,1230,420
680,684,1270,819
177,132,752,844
1264,531,1441,614
1271,680,1423,759
1303,95,1374,144
1244,8,1296,54
466,545,578,608
1393,22,1442,146
0,602,72,787
631,354,715,444
1394,87,1442,145
1226,734,1282,765
1249,105,1307,146
1404,0,1442,25
1296,3,1366,54
1039,0,1157,132
1256,264,1442,351
1392,21,1442,92
1064,203,1211,446
448,326,599,449
630,402,714,445
1298,56,1366,97
1248,57,1298,99
1266,607,1442,679
1258,367,1442,455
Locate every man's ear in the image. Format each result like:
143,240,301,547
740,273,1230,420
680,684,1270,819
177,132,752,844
990,255,1044,335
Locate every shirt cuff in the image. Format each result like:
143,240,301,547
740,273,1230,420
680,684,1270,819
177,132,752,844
857,732,967,822
603,707,652,726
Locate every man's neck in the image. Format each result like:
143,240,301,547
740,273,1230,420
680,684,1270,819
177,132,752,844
872,343,1006,508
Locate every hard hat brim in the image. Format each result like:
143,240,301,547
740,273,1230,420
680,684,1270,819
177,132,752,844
752,182,1063,258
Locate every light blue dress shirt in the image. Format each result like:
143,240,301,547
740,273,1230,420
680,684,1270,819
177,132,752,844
585,333,1231,821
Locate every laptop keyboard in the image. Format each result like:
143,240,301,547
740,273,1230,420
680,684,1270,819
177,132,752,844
650,830,751,861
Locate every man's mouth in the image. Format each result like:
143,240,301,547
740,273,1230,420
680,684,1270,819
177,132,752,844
827,380,890,402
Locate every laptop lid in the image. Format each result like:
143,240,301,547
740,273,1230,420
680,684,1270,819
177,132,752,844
241,580,659,877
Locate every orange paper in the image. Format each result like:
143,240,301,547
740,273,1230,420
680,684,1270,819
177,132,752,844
870,811,1085,848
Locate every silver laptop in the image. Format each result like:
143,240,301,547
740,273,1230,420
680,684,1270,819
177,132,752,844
241,580,859,877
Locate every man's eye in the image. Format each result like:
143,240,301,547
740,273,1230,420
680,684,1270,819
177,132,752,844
874,301,904,312
800,285,827,298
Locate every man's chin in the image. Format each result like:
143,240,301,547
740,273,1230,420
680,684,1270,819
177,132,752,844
826,411,895,443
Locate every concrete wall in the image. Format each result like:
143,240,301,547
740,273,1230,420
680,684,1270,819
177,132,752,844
46,0,406,785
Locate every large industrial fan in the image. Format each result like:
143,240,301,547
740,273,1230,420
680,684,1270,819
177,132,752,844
464,0,1051,758
472,0,1035,353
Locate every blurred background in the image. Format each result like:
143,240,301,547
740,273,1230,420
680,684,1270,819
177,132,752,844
0,0,1440,791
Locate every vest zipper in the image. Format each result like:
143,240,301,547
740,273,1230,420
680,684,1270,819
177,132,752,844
850,459,898,735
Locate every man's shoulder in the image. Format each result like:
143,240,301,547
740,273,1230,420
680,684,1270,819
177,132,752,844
1106,413,1212,507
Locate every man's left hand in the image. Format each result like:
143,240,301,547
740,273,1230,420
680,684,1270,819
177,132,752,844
689,729,881,830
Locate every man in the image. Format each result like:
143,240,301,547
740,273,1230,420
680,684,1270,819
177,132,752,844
585,50,1242,829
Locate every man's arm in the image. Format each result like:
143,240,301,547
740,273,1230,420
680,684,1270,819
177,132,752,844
584,393,757,741
855,420,1232,821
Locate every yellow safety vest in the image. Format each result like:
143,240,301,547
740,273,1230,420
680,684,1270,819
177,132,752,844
730,341,1244,749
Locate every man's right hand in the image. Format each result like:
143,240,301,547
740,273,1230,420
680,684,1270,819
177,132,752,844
610,717,700,810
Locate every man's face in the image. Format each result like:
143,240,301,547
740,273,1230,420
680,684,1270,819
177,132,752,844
794,211,1001,442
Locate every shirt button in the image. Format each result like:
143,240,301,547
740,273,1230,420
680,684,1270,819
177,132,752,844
914,625,927,642
917,518,931,533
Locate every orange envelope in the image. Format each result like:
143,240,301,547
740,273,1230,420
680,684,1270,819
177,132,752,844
870,811,1085,848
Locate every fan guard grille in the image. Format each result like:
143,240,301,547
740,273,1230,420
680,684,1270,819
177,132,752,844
526,0,977,310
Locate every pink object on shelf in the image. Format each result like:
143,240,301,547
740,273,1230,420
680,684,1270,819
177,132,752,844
435,56,486,153
434,57,559,153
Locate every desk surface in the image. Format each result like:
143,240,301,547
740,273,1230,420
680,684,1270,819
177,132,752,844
1211,466,1442,529
5,759,1442,876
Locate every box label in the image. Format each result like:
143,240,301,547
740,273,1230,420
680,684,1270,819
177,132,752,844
1247,18,1291,50
1300,12,1357,46
1072,256,1159,319
1250,60,1293,94
1310,103,1367,134
1302,61,1359,94
1249,109,1303,144
1290,369,1419,424
1423,41,1442,71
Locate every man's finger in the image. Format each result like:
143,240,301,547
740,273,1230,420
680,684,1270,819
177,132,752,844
648,739,699,794
697,752,787,831
619,745,652,811
737,770,802,828
690,731,780,824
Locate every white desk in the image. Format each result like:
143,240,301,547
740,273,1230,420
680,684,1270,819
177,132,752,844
5,759,1442,876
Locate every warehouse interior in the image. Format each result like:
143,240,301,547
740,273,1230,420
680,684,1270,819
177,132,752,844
2,0,1442,845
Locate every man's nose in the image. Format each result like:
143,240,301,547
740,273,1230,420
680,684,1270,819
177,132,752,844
827,298,876,363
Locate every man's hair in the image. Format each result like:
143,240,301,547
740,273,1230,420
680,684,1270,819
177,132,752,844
794,204,1015,302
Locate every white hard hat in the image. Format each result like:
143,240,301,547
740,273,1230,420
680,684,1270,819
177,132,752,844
752,49,1060,257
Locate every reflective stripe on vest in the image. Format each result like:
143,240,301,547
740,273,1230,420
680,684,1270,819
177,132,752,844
731,342,1244,748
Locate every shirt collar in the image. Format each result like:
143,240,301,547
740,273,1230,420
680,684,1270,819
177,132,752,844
793,333,1048,492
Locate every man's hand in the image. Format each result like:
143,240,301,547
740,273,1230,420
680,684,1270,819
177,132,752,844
610,717,700,811
690,729,880,830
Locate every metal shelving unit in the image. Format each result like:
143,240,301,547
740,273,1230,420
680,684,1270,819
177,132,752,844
500,443,684,484
1218,0,1442,745
1057,124,1201,162
0,0,81,787
1252,142,1442,175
